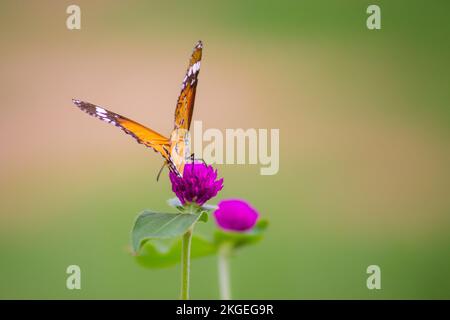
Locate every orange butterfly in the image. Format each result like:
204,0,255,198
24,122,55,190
73,41,203,177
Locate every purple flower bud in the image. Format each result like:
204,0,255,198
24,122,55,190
214,199,259,232
169,163,224,206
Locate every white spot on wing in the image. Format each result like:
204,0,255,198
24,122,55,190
96,107,107,114
193,61,200,73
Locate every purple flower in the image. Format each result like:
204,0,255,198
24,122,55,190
169,163,223,206
214,199,259,232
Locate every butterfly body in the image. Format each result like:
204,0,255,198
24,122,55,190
169,128,191,175
73,41,202,177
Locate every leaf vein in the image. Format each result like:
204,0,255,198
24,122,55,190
152,214,188,236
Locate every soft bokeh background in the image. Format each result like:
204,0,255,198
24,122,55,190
1,0,449,299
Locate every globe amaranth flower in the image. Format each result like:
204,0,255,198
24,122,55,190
214,199,259,232
169,163,223,206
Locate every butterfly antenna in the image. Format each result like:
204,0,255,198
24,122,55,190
156,162,167,182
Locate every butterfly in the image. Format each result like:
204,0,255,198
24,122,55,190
73,40,203,177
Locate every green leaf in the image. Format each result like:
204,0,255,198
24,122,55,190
214,219,269,249
198,211,209,223
135,235,217,268
131,211,203,252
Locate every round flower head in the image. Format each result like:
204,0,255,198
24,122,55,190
214,199,259,232
169,163,224,206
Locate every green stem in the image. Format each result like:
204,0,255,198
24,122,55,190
218,242,232,300
180,226,193,300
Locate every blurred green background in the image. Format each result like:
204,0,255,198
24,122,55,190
0,0,449,299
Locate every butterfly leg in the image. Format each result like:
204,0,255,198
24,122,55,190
188,153,208,166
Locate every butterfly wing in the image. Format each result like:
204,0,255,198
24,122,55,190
173,40,202,131
169,41,203,175
73,99,171,160
73,41,203,177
